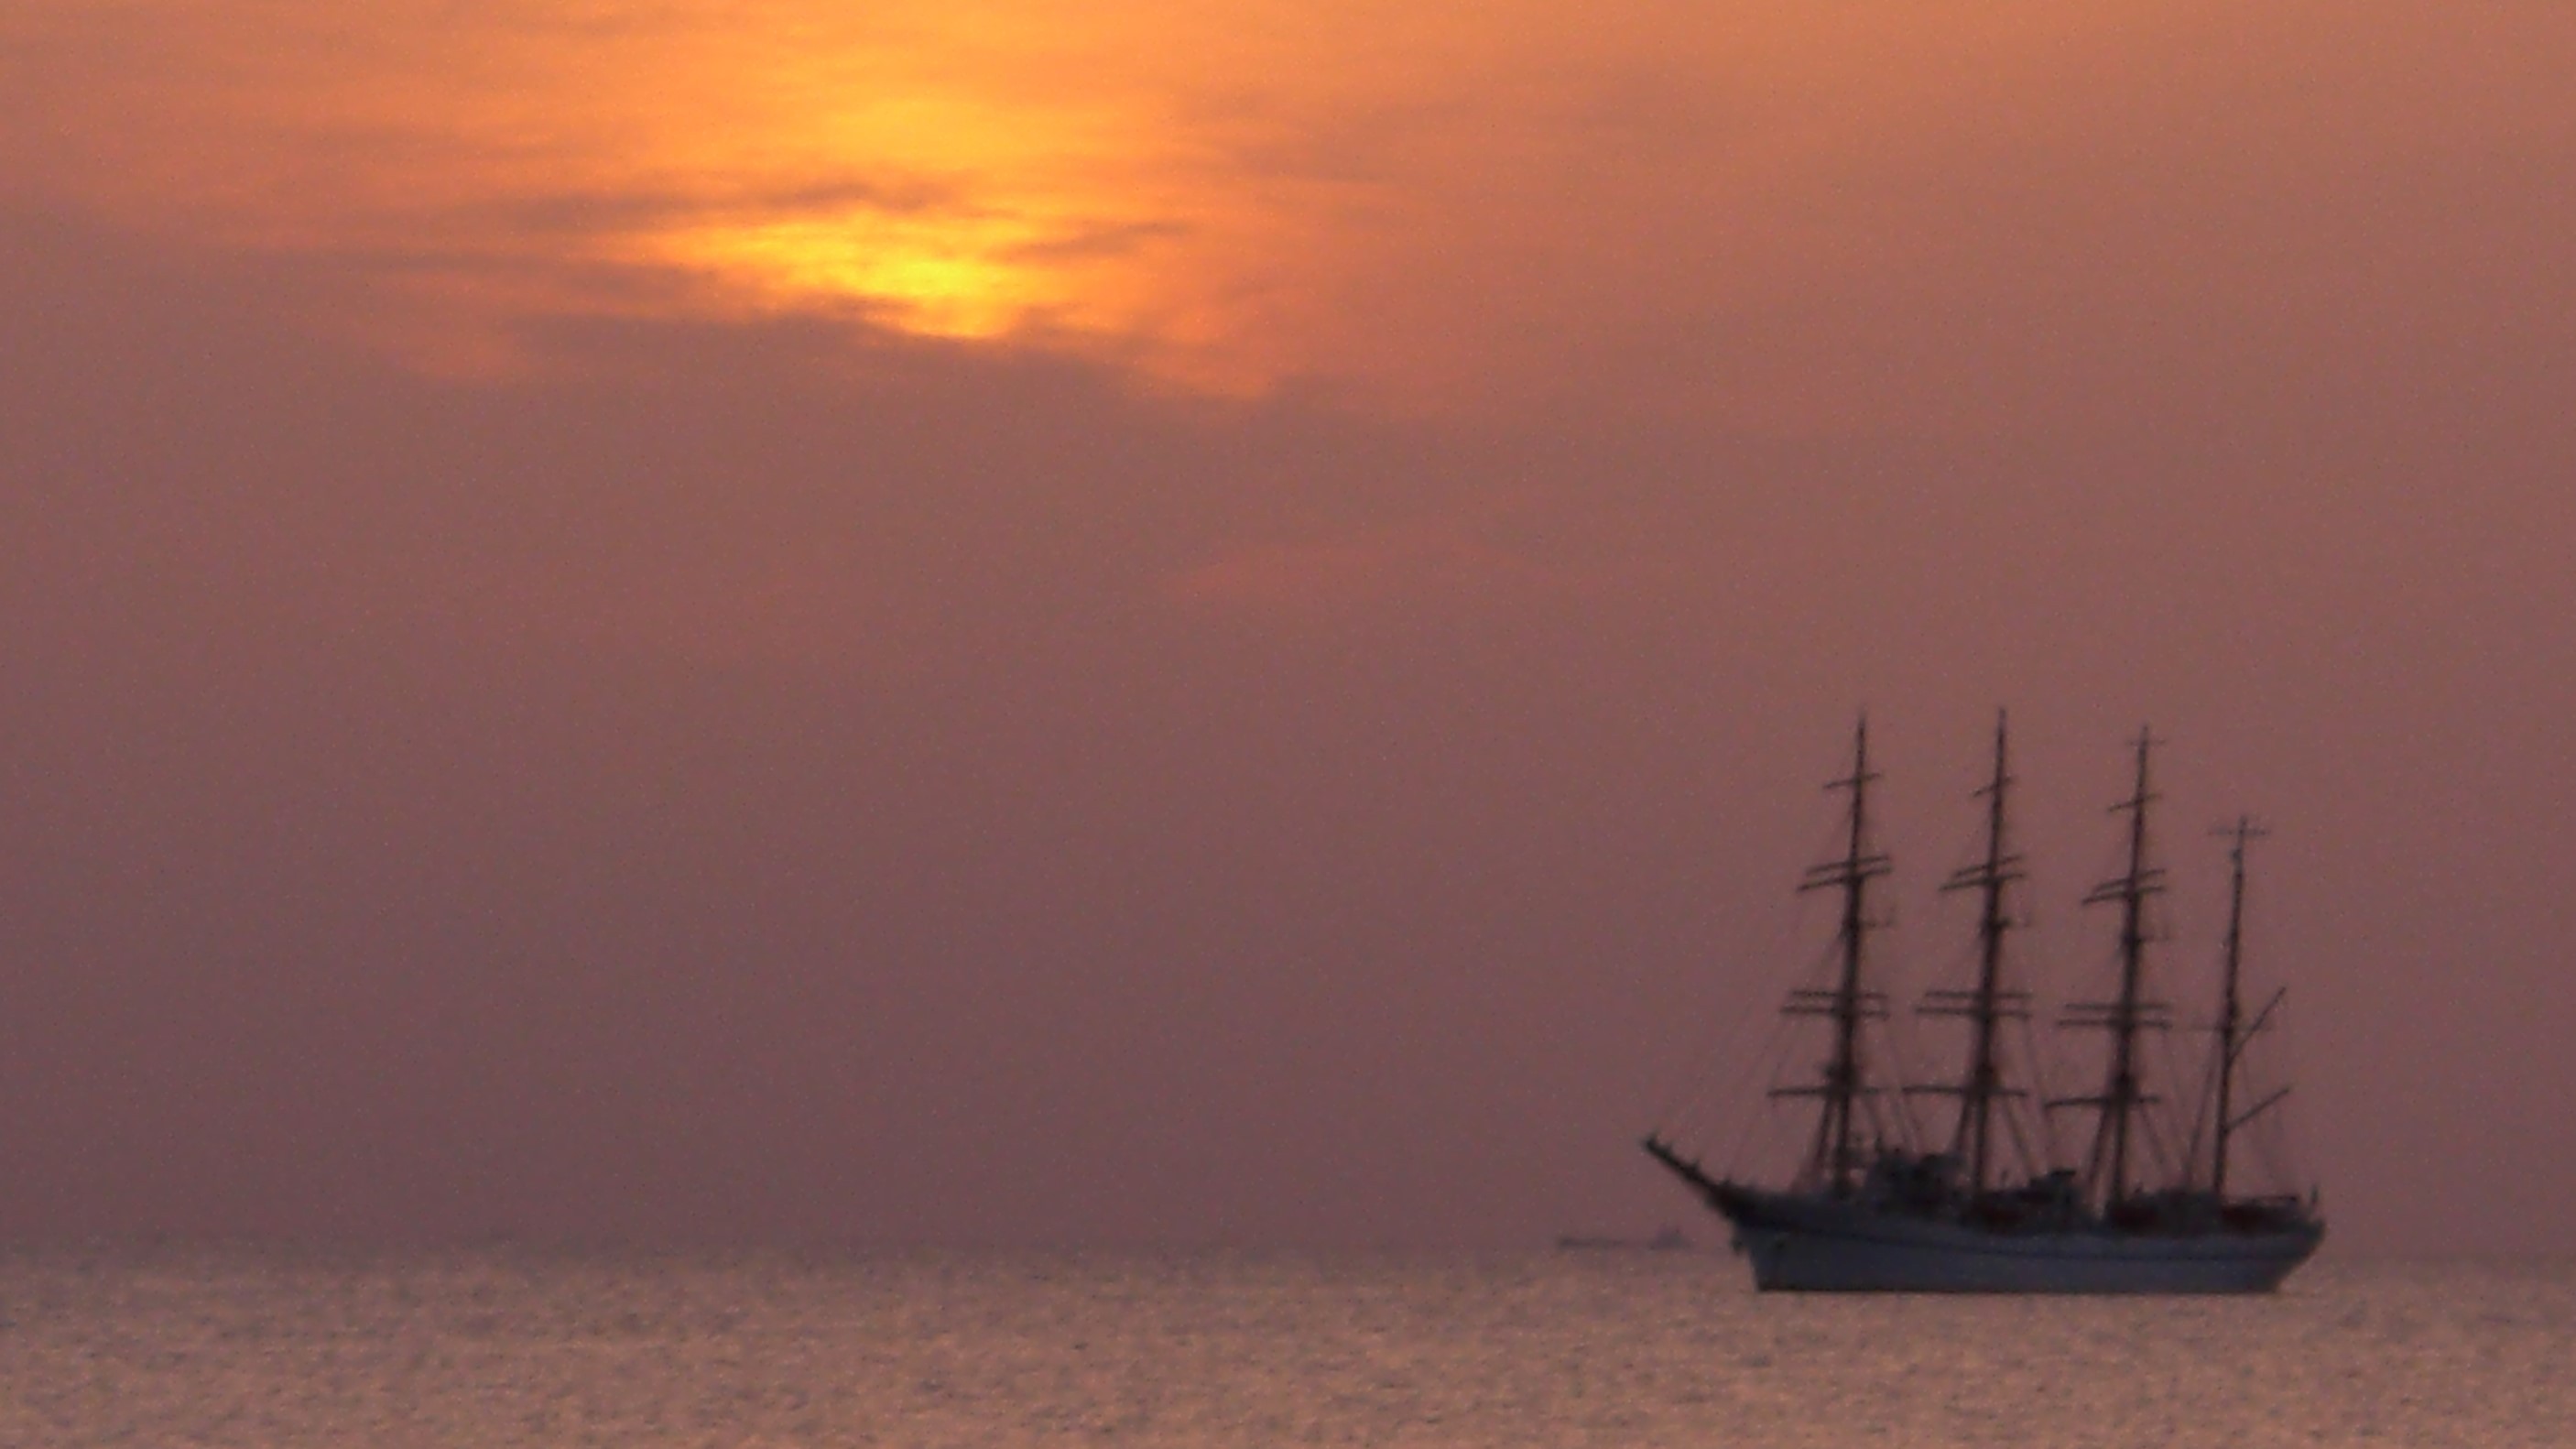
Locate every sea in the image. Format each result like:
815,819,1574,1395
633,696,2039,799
0,1247,2565,1447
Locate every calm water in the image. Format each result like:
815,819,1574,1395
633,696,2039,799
0,1248,2566,1447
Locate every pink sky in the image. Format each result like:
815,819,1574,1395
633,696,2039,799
1,1,2571,1252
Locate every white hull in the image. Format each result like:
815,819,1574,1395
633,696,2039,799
1718,1188,2322,1294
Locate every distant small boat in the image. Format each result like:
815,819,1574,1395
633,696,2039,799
1644,715,2324,1292
1555,1226,1692,1253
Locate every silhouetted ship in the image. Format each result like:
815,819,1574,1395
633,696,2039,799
1644,717,2323,1292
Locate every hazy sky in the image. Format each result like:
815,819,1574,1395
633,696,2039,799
2,2,2571,1252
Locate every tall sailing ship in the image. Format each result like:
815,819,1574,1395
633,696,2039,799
1643,716,2324,1292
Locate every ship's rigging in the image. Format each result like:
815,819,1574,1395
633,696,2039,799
1641,714,2323,1292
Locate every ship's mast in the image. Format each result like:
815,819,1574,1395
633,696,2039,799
1929,711,2025,1195
2209,816,2265,1200
2066,728,2169,1205
1791,714,1890,1196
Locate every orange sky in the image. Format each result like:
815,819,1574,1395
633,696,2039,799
4,1,2575,1253
15,1,2560,402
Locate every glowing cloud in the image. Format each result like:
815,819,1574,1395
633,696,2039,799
0,1,1368,389
7,2,2566,402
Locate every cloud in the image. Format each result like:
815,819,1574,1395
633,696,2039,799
34,1,2569,403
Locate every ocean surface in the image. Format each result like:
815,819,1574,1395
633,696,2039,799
0,1248,2565,1447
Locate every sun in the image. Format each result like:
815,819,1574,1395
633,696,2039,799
664,209,1063,341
